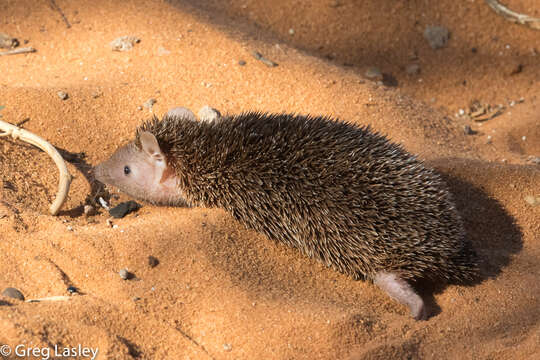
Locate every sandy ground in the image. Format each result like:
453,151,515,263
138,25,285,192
0,0,539,359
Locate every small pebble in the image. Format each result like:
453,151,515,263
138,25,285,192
67,225,73,231
288,28,295,35
0,32,19,48
405,63,420,75
458,109,465,116
106,218,114,227
110,36,140,51
223,344,232,352
364,66,383,81
109,200,141,218
143,98,157,109
148,256,159,268
198,105,221,123
423,25,450,49
238,59,246,66
463,125,476,135
2,287,24,301
524,196,539,206
137,105,143,111
522,136,526,141
119,269,131,280
132,296,141,301
67,286,78,294
57,91,69,100
98,197,110,210
486,135,492,144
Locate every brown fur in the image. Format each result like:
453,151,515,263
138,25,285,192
135,112,478,283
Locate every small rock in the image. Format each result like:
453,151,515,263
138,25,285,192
198,105,221,123
522,136,526,141
57,91,69,100
66,225,73,231
238,59,246,66
423,25,450,50
223,344,232,352
67,286,78,294
119,269,131,280
463,125,476,135
110,36,140,51
137,105,143,111
148,256,159,268
486,135,492,144
98,197,110,210
458,109,465,116
0,33,19,49
2,287,24,301
524,195,539,206
405,63,420,75
109,201,141,219
364,67,383,81
288,28,295,35
143,98,157,109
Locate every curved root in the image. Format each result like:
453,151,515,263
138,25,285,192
0,120,72,215
485,0,540,30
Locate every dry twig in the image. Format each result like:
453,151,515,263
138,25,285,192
485,0,540,30
49,0,71,28
0,120,72,215
0,47,36,56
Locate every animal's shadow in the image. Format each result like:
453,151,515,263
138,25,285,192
415,162,523,317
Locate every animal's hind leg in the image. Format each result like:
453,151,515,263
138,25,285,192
373,271,428,320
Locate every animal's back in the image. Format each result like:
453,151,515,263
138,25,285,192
163,112,476,282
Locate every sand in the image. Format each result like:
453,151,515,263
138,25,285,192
0,0,539,359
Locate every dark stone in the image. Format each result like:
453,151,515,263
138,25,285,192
2,287,24,301
148,256,159,268
109,201,141,218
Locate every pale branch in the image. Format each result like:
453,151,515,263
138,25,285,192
485,0,540,30
0,47,36,56
0,120,72,215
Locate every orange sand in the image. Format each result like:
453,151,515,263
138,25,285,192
0,0,539,359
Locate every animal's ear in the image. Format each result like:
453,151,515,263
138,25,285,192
139,131,165,162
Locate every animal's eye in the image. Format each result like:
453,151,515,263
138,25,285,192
124,166,131,175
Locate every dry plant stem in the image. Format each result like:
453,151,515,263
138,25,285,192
485,0,540,30
0,120,72,215
0,47,36,56
26,296,72,303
